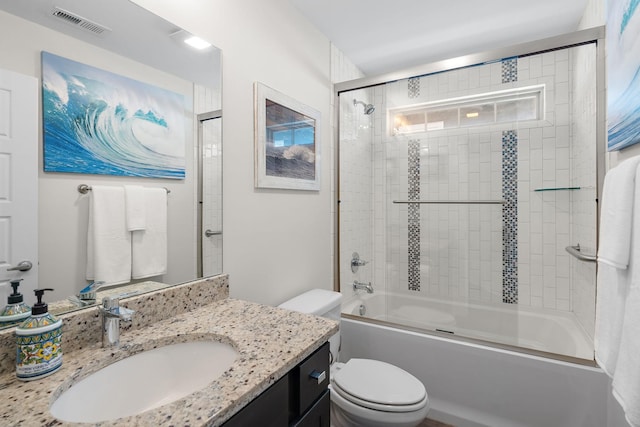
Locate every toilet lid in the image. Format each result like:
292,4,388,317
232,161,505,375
332,359,426,407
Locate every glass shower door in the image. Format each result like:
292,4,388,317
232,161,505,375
338,41,599,361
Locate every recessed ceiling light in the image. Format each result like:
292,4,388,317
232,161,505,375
184,36,211,50
170,29,212,51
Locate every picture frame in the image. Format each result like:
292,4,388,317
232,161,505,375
42,52,186,178
254,82,321,190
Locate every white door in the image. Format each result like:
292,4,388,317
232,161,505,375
0,69,38,304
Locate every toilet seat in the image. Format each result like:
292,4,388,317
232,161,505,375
331,359,427,413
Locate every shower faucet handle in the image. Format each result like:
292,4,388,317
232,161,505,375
351,252,369,273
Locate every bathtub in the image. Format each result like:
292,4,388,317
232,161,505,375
340,292,610,427
342,292,593,360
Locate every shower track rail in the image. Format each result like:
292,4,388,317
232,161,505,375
393,200,504,205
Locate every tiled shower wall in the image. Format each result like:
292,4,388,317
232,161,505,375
340,45,597,316
331,44,373,292
570,45,598,338
338,91,375,290
383,119,504,301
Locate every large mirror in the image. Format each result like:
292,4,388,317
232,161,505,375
0,0,222,325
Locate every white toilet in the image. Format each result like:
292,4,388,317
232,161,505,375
279,289,429,427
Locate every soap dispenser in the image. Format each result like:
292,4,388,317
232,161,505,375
15,288,63,381
0,279,31,325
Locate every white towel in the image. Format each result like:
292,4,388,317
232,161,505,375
86,185,132,286
124,185,146,231
595,265,630,376
595,156,640,376
131,188,167,279
598,156,640,268
610,161,640,427
613,284,640,427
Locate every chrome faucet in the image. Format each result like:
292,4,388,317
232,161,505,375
353,281,374,294
100,296,135,347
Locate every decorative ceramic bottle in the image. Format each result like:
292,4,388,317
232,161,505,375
0,279,31,326
15,288,63,381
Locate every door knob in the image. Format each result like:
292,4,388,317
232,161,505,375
204,229,222,237
7,260,33,272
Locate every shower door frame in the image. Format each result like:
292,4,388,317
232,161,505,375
333,26,606,365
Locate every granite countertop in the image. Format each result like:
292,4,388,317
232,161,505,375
0,297,338,426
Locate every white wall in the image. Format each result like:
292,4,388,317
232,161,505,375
0,10,198,303
131,0,335,305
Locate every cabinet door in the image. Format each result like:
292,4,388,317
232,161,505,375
292,390,330,427
296,343,330,415
223,375,289,427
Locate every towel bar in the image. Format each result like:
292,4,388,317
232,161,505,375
77,184,170,194
393,200,504,205
565,244,596,263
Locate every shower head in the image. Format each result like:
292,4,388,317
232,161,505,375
353,99,375,115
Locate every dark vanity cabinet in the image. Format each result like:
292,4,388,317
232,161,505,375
223,342,330,427
289,342,330,427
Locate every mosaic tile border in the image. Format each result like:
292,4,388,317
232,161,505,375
408,139,421,291
408,77,420,99
502,130,518,303
501,58,518,83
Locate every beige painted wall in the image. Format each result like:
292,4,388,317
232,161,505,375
132,0,334,305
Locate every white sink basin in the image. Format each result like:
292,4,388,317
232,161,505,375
50,341,238,423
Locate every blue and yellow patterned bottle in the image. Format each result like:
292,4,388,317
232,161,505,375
0,280,31,326
15,288,63,381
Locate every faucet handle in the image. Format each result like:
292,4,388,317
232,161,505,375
102,296,119,310
351,252,369,273
101,296,135,321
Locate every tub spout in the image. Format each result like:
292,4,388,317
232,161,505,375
353,281,374,294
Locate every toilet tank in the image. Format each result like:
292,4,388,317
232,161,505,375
278,289,342,362
278,289,342,320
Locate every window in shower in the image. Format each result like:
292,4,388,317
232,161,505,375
390,85,544,135
338,40,601,362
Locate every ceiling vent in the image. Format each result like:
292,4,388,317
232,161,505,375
51,6,111,35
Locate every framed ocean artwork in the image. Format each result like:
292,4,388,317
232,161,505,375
42,51,186,178
254,82,321,191
607,0,640,151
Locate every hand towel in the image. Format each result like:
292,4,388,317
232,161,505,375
132,188,167,279
597,156,640,268
124,185,146,231
610,161,640,427
86,185,132,286
595,156,640,376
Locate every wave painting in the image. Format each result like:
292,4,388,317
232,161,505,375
607,0,640,151
42,51,186,178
